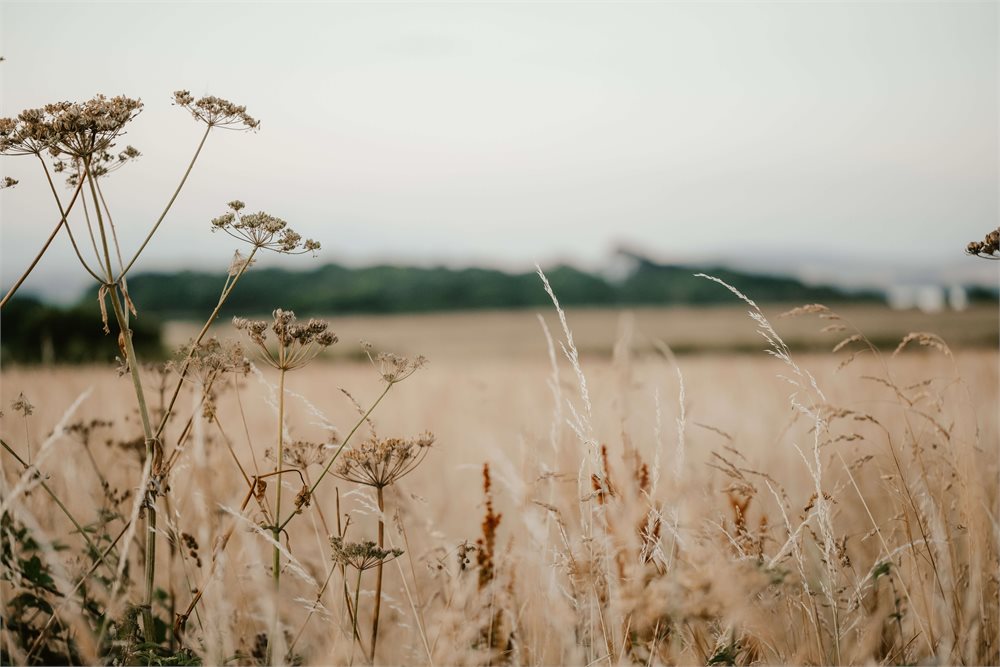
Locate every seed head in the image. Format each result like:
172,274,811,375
173,90,259,130
333,431,434,489
233,309,336,371
360,342,427,384
330,536,403,571
0,176,17,189
967,227,1000,259
210,202,320,255
11,392,34,417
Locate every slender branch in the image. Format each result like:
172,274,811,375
370,486,385,663
118,125,211,280
38,157,104,281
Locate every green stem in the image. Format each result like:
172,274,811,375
118,125,211,280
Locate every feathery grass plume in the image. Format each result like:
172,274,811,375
211,200,320,254
172,90,260,130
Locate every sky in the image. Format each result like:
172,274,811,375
1,1,998,301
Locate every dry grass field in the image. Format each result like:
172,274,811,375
2,300,997,665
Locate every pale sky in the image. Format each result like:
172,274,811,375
1,1,998,300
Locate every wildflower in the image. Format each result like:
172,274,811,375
211,201,320,255
333,432,434,489
171,337,251,383
330,536,403,571
233,309,336,371
265,439,334,469
361,341,426,384
0,107,60,156
44,95,143,159
173,90,259,130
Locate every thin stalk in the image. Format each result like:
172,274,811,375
118,125,211,280
0,171,89,309
152,245,259,442
85,161,159,643
38,157,102,282
269,366,287,665
276,382,394,535
352,568,364,661
0,438,116,569
369,487,385,664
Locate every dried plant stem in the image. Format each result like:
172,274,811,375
85,161,160,642
370,486,385,663
118,125,211,280
268,366,288,664
152,244,260,443
0,438,116,570
0,171,88,310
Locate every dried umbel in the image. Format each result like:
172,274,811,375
62,145,140,186
361,341,427,384
211,200,320,254
265,439,334,469
170,337,251,383
967,227,1000,259
233,309,336,370
173,90,260,130
330,536,403,572
0,107,62,156
333,432,434,489
45,95,143,159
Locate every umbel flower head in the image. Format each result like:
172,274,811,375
170,337,251,384
233,309,336,371
361,342,427,384
330,536,403,572
62,145,141,187
333,432,435,489
173,90,259,130
211,200,320,254
45,95,143,159
967,227,1000,259
0,107,60,156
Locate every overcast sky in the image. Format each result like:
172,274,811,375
1,1,997,300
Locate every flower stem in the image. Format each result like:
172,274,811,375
370,486,385,664
118,125,211,280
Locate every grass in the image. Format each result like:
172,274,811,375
1,315,996,664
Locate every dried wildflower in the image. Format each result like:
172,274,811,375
361,341,427,384
966,227,1000,259
11,392,34,417
173,90,259,130
0,176,17,189
333,432,434,489
63,145,140,187
330,536,403,571
266,439,333,469
42,95,143,159
210,201,320,254
171,337,250,383
233,309,336,371
0,107,60,156
294,485,312,511
476,463,502,589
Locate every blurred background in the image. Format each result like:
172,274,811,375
1,1,997,363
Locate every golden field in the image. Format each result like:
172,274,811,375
2,303,997,665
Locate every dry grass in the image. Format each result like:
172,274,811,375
2,303,996,665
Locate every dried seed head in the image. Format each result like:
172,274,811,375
329,536,403,571
967,227,1000,259
333,431,434,489
361,342,427,384
234,309,336,371
1,176,18,189
11,392,34,417
210,202,320,255
173,90,259,130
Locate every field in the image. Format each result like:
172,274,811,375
2,301,997,665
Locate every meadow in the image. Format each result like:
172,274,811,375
1,89,997,666
2,300,997,665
